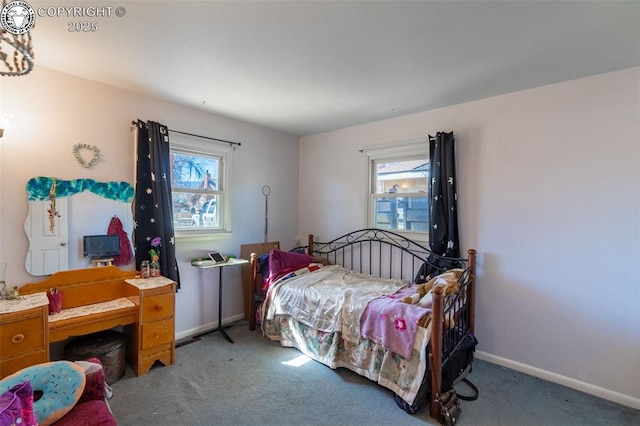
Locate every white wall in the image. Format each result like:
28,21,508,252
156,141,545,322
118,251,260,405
1,67,299,337
299,67,640,407
3,63,638,408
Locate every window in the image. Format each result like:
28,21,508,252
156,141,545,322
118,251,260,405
366,141,429,237
170,136,232,235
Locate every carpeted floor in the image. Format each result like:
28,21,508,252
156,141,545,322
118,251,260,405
110,321,640,425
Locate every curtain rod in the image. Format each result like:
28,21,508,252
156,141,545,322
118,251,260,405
132,120,241,147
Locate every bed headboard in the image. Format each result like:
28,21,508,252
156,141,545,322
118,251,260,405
306,228,468,284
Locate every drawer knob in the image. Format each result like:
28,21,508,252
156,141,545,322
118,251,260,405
12,334,25,344
154,305,162,311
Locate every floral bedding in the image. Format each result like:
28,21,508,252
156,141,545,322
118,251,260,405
263,314,431,405
261,264,433,405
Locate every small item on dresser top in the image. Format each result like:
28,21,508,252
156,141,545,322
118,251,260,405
1,284,22,300
150,259,160,277
6,286,21,300
47,287,63,314
140,260,150,279
0,263,21,300
149,237,162,277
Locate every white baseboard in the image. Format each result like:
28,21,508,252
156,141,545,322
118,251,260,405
175,313,245,341
475,351,640,410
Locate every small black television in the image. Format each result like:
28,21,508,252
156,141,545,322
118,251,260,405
83,235,121,259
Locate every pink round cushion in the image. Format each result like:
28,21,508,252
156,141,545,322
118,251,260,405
0,361,86,426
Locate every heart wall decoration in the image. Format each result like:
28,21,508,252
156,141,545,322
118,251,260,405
72,143,101,168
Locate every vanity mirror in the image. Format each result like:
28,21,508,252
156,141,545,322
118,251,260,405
24,177,135,276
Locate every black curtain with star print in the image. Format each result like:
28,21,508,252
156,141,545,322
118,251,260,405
134,120,180,289
426,131,460,271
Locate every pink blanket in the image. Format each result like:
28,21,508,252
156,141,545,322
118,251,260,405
360,287,432,359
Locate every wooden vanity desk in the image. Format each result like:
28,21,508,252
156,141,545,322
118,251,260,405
0,266,175,379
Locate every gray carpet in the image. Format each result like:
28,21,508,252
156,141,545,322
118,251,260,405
110,321,640,425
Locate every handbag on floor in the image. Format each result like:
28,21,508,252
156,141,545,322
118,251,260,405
434,389,461,426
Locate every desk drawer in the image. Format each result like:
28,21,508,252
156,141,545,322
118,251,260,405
0,351,48,379
141,319,174,350
142,293,174,322
1,317,45,358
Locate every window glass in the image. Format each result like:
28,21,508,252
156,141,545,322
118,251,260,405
370,154,429,234
170,149,225,232
373,159,428,194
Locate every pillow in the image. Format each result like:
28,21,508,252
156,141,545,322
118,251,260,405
312,255,331,266
417,269,465,308
0,361,86,426
0,380,37,426
268,249,314,282
76,358,106,403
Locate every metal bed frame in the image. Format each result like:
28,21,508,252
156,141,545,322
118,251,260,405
251,228,477,417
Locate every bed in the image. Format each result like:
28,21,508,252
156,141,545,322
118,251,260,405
249,228,477,418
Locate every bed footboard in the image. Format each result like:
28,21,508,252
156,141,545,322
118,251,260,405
430,249,476,418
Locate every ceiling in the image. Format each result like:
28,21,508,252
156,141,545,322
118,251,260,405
27,1,640,136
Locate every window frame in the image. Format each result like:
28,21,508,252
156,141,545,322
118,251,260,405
169,134,233,239
364,140,429,241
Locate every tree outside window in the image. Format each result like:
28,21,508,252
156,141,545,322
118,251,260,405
170,151,223,230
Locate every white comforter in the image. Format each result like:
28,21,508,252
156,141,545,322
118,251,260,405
263,264,407,344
